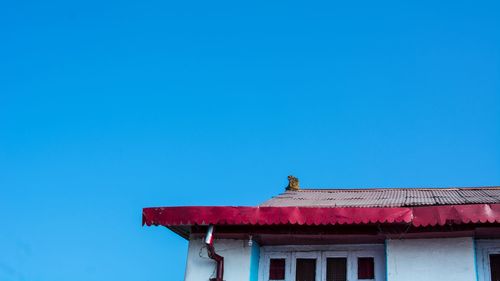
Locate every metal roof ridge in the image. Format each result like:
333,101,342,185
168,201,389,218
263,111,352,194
295,186,500,191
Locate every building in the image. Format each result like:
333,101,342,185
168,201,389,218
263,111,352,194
142,176,500,281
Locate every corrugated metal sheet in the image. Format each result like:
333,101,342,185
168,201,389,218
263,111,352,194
259,187,500,208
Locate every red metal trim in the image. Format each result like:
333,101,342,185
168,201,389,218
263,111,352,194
142,204,500,228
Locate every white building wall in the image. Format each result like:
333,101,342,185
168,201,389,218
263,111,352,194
185,238,252,281
386,237,476,281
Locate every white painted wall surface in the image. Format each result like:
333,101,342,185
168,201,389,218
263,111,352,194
386,237,475,281
184,238,252,281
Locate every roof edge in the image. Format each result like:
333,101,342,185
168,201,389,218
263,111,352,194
293,186,500,191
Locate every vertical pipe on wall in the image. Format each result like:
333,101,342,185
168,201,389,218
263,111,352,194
205,225,224,281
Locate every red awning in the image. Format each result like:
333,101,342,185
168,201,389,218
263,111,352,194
142,204,500,228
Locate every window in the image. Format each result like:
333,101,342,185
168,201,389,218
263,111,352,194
475,240,500,281
265,254,291,281
326,258,347,281
260,245,385,281
357,257,374,280
270,259,286,280
491,255,500,281
296,259,316,281
292,252,320,281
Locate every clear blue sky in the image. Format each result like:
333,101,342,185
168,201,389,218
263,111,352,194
1,1,499,280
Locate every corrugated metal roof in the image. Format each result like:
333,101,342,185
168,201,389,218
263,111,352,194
259,187,500,208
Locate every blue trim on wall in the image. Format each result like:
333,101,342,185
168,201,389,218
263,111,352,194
249,241,260,281
385,240,389,281
473,239,479,281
